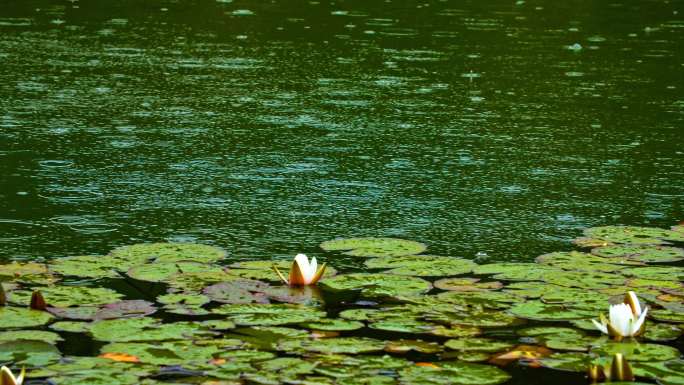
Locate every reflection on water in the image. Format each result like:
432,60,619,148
0,0,682,262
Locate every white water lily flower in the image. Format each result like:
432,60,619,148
592,291,648,341
273,254,327,286
0,366,25,385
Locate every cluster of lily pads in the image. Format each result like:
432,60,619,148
0,225,682,384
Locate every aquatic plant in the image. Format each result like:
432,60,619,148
273,254,327,286
0,366,24,385
592,291,648,341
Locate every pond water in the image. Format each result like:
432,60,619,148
0,0,682,263
0,1,683,384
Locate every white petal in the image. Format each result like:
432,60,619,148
1,366,17,384
626,291,642,316
631,306,648,335
294,254,315,284
609,304,633,337
592,319,608,335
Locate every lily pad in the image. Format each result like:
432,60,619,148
0,340,61,366
110,242,227,264
90,318,214,342
320,237,427,258
398,361,511,385
50,255,123,279
508,301,594,321
320,273,431,298
0,261,48,277
228,260,337,282
0,330,62,344
444,338,513,353
473,263,560,281
157,293,210,316
100,340,220,365
0,307,54,329
592,245,684,263
632,360,684,385
591,342,681,361
386,339,443,354
650,308,684,323
277,337,386,355
50,321,92,333
303,318,364,331
434,278,503,292
213,303,326,326
584,226,684,244
365,255,477,277
10,286,123,307
128,262,224,283
535,251,639,272
644,322,682,342
204,279,271,304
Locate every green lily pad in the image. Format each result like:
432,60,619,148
228,326,309,349
166,270,239,292
48,300,156,321
538,352,593,372
320,273,431,298
0,340,61,366
213,303,326,326
369,318,436,334
277,337,386,355
592,245,684,263
0,262,48,277
434,278,503,292
10,286,123,307
100,340,220,365
303,318,364,331
50,255,123,279
157,293,210,316
518,326,586,339
110,242,228,264
508,301,594,321
536,251,639,272
644,322,682,342
632,360,684,385
128,262,225,283
0,330,62,344
203,279,271,304
584,226,684,244
650,308,684,323
0,307,54,329
386,339,443,354
50,321,92,333
398,361,511,385
620,266,684,281
543,335,607,352
473,263,561,281
591,342,681,361
228,260,337,282
90,318,214,342
365,255,477,277
572,237,615,248
445,338,513,353
320,237,427,258
543,270,626,289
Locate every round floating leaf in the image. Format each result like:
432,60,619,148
644,323,682,342
166,270,239,292
157,293,210,316
110,242,227,264
365,255,477,277
50,321,91,333
434,278,503,292
101,340,219,366
444,338,513,353
10,286,123,307
93,300,157,320
572,237,614,248
303,318,364,331
320,237,427,258
369,318,436,334
213,303,326,326
536,251,639,272
508,301,594,321
584,226,684,244
650,309,684,323
204,279,271,304
277,337,386,355
228,260,337,282
591,342,681,361
0,262,48,277
0,330,62,344
128,262,224,283
320,273,431,298
620,266,684,281
592,245,684,263
543,270,625,289
90,318,213,342
50,255,123,279
473,263,561,281
386,339,443,354
0,340,61,366
433,309,520,328
633,360,684,385
539,352,593,372
0,307,54,329
518,326,586,339
398,361,510,385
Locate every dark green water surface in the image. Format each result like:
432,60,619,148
1,0,683,262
